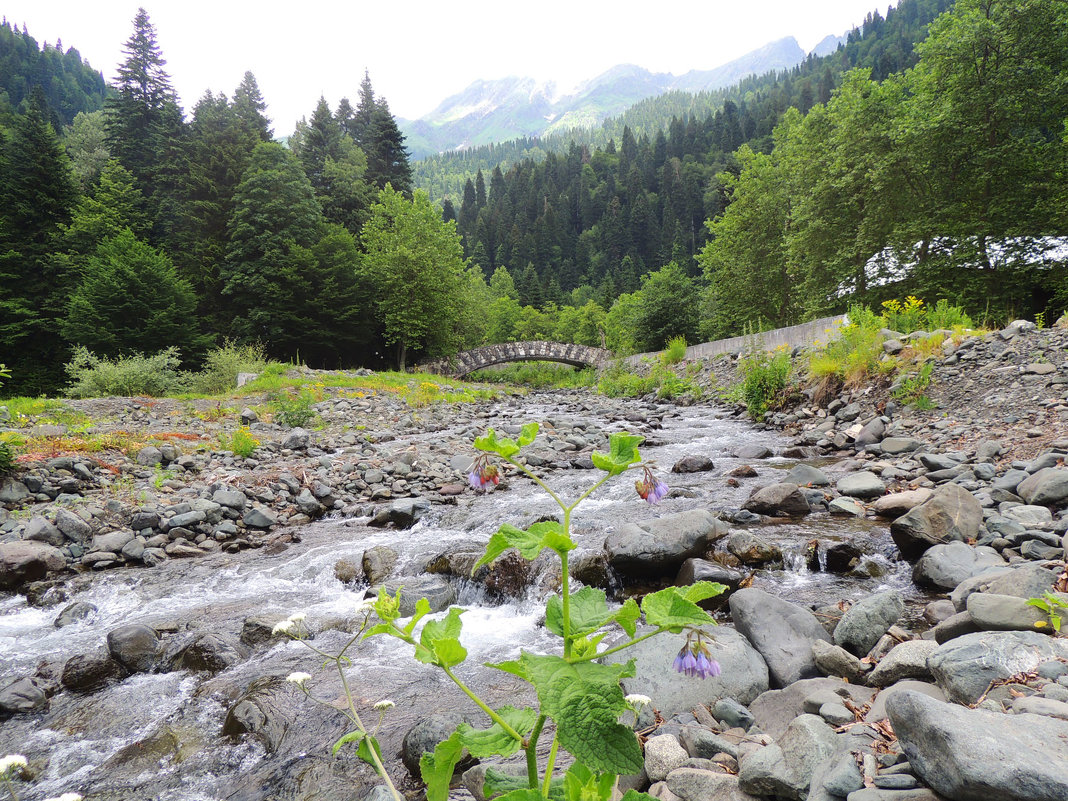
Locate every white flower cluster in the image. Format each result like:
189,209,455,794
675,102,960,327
272,611,308,636
44,794,84,801
0,754,27,774
286,672,312,687
624,694,651,708
373,699,395,712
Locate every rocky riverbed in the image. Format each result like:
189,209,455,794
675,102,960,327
1,321,1068,801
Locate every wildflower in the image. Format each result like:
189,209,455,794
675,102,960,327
624,694,651,708
43,794,84,801
634,465,668,504
286,672,312,687
672,632,721,679
467,455,500,490
0,754,27,774
287,612,307,624
373,699,395,712
272,619,296,636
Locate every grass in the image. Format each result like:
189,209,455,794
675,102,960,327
469,362,597,389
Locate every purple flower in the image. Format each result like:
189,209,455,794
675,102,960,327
635,466,669,504
468,459,500,490
673,633,721,679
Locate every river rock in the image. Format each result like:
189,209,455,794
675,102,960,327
672,455,715,473
222,677,293,753
0,677,48,715
867,640,939,686
54,600,97,628
811,640,871,684
401,713,466,777
890,483,983,558
887,689,1068,801
912,541,1005,590
1003,504,1055,529
749,678,874,739
743,483,811,517
736,445,773,460
727,531,782,565
833,591,905,656
870,489,933,518
605,509,728,577
387,497,431,528
880,437,922,455
281,427,310,450
91,529,135,554
927,630,1068,704
242,506,278,529
240,613,290,646
1017,468,1068,507
212,488,247,510
0,541,67,589
24,516,64,546
0,477,30,505
675,559,744,595
61,651,127,692
738,714,839,800
362,545,398,584
966,592,1062,631
603,626,768,717
836,472,886,499
784,464,830,487
646,733,690,781
950,563,1060,611
667,769,758,801
380,575,456,615
107,623,161,673
176,632,250,673
729,588,831,687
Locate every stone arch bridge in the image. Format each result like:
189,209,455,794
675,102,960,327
420,341,612,378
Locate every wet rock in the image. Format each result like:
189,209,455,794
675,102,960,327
176,632,250,673
867,641,939,686
836,472,886,499
672,455,715,473
54,600,97,628
61,651,127,692
736,445,773,460
912,541,1005,590
828,497,865,517
361,546,397,585
675,559,744,596
0,541,67,589
604,626,769,717
784,464,830,487
222,677,294,753
727,531,782,565
888,689,1068,801
834,591,905,656
240,613,290,646
107,624,161,673
928,630,1068,704
334,558,361,584
402,713,467,777
606,509,728,577
890,483,983,558
729,588,831,687
743,483,811,517
0,677,48,715
386,497,431,528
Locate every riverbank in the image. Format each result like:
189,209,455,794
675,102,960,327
0,323,1067,801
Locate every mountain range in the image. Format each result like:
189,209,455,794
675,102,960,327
400,34,844,158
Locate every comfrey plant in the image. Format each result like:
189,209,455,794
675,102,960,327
282,424,726,801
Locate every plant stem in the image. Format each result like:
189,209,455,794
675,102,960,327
506,456,566,509
565,472,612,514
2,775,18,801
542,736,560,798
441,665,524,743
561,512,572,658
568,627,667,663
336,658,404,801
525,714,546,789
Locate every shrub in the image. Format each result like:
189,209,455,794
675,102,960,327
893,361,935,407
65,346,189,398
881,296,926,333
272,390,316,428
663,336,687,365
0,432,18,473
221,426,259,458
925,299,973,331
189,340,269,395
739,348,792,419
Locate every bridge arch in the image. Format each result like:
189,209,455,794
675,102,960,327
421,341,612,378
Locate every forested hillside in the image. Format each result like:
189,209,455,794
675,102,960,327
0,19,110,126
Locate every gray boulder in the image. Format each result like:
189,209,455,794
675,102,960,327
281,427,310,449
107,624,161,673
387,497,431,529
0,541,66,589
0,677,48,715
402,713,466,777
727,531,782,565
1017,468,1068,507
890,483,983,558
888,689,1068,801
950,562,1059,611
729,588,831,687
24,516,64,547
363,545,398,584
175,632,250,673
833,591,904,656
606,509,728,577
645,733,689,781
966,592,1061,631
870,489,933,518
739,714,839,800
867,640,939,686
380,575,456,615
61,651,127,692
242,506,277,529
675,559,744,595
836,472,886,499
54,508,92,542
743,483,811,516
784,464,830,487
928,630,1068,704
603,626,768,718
811,640,871,684
54,601,97,628
912,541,1005,590
672,455,715,473
667,770,758,801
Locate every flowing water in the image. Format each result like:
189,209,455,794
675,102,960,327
0,396,920,800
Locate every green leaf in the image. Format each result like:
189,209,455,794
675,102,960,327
615,598,641,638
517,422,540,447
563,763,616,801
678,581,728,606
520,654,643,775
457,706,537,757
420,731,465,801
417,607,466,666
485,769,565,801
493,791,545,801
402,596,433,635
356,734,383,767
373,587,402,623
641,586,717,631
485,658,527,679
473,521,574,574
620,791,659,801
590,432,644,476
331,729,364,756
474,427,520,459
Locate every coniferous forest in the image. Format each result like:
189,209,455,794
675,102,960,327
1,0,1066,398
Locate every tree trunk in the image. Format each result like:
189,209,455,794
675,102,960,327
397,341,407,372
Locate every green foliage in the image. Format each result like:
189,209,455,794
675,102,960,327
925,299,973,331
596,362,701,401
663,336,687,365
468,363,597,390
220,426,258,458
1027,592,1068,632
64,346,188,398
893,361,935,407
808,318,888,388
188,341,270,395
880,296,926,334
271,390,316,428
739,348,793,420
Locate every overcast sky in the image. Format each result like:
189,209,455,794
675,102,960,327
5,1,890,133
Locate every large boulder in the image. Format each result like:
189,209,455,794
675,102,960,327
743,484,811,517
0,541,67,589
835,472,886,500
605,509,728,577
1017,468,1068,507
833,591,904,656
729,588,831,687
912,541,1006,590
749,678,875,739
603,626,769,718
890,483,983,559
0,677,48,715
738,714,840,800
379,575,456,615
927,630,1068,704
107,624,161,673
887,690,1068,801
